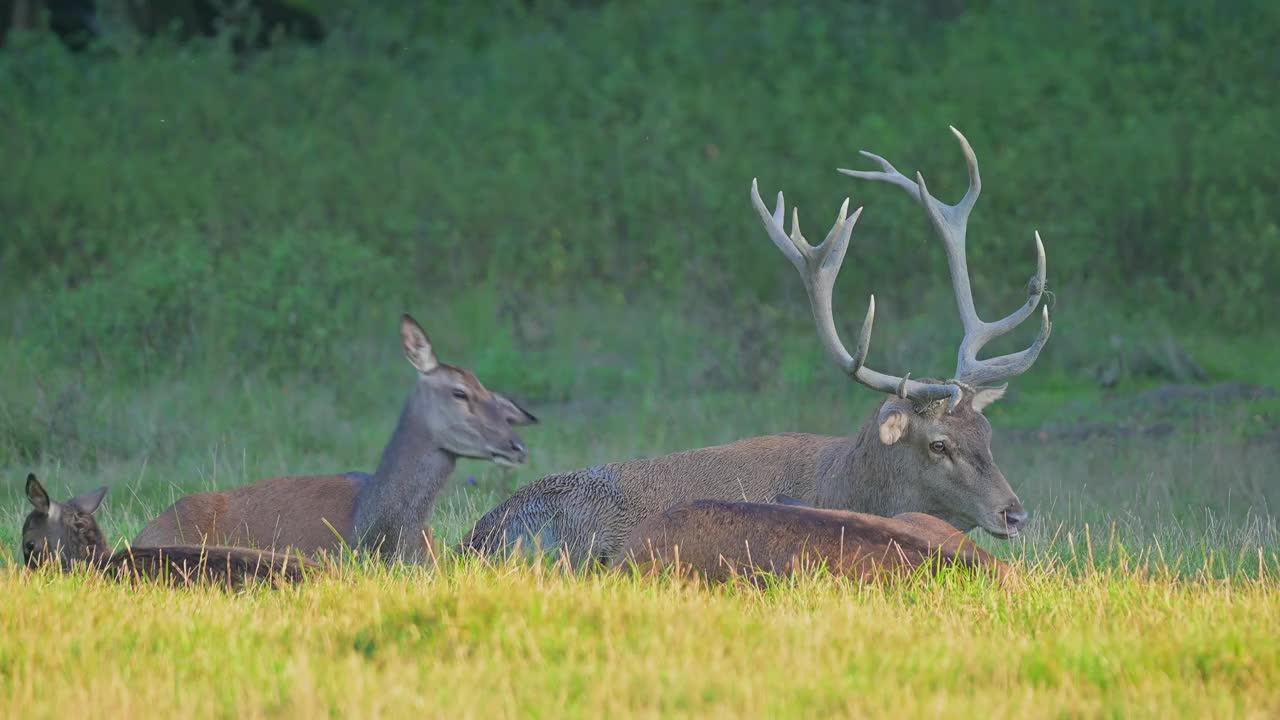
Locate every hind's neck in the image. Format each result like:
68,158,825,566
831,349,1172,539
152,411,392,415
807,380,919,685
351,398,456,560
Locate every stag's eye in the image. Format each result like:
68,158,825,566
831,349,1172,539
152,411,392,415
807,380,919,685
929,440,947,454
451,389,469,401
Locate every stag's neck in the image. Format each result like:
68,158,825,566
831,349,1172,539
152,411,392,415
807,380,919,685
352,397,456,559
812,416,920,516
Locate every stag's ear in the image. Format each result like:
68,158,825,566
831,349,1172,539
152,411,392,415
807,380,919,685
970,384,1008,413
400,314,439,374
493,393,538,425
25,473,50,513
68,486,109,514
877,399,912,445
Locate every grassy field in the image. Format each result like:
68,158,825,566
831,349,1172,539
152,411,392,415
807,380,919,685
4,349,1280,717
6,554,1279,718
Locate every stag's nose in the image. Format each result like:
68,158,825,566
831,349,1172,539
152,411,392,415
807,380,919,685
1001,505,1029,531
510,439,526,456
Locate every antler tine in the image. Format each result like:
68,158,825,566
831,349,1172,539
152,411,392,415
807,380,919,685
959,305,1053,387
978,230,1047,338
839,150,918,196
840,127,1051,389
752,180,805,269
751,179,963,410
948,125,982,218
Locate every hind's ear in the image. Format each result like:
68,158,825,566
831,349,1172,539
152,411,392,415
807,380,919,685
400,314,439,374
970,384,1008,413
493,393,538,425
68,486,109,514
25,473,50,512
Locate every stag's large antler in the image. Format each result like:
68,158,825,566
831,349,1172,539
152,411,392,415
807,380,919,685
838,126,1051,388
750,179,964,411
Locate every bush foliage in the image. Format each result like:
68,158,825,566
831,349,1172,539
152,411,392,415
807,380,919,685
2,0,1276,378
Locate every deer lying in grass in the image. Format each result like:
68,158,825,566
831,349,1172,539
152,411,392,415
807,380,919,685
132,314,537,562
466,127,1051,566
614,497,1014,585
21,474,314,587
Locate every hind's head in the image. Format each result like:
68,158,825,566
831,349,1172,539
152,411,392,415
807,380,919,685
398,314,538,467
21,473,110,570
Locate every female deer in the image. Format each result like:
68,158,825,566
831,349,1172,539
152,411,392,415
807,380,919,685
615,497,1015,586
20,474,314,587
131,313,538,563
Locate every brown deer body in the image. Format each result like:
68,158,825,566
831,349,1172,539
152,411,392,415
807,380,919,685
615,499,1014,585
132,314,537,562
466,128,1052,565
134,474,364,554
21,474,315,588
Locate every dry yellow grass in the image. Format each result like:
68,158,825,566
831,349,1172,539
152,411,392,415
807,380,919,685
3,553,1278,719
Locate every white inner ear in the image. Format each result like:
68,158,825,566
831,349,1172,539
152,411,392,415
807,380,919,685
401,326,439,374
47,502,62,523
406,345,438,374
399,313,440,371
970,385,1008,413
878,409,910,445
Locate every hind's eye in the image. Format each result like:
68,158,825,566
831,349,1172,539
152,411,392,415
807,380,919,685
451,389,469,401
929,440,947,454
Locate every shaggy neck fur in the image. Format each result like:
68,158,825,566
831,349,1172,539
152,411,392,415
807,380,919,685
812,400,931,516
352,390,457,560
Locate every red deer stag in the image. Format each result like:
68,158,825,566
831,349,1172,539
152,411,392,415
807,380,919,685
465,127,1050,566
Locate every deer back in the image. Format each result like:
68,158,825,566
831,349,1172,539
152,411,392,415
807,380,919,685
131,474,363,553
613,433,841,519
615,500,1012,585
106,546,317,588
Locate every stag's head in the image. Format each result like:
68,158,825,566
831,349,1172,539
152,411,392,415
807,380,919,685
871,384,1024,537
753,127,1051,539
399,314,538,466
21,473,110,570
